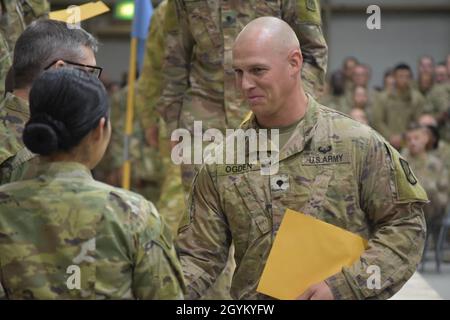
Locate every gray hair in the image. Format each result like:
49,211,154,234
13,19,98,89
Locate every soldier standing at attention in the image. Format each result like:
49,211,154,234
177,17,428,300
0,68,184,299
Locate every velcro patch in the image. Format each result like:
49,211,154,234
301,152,350,166
298,0,322,24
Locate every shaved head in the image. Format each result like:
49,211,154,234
232,17,307,128
234,17,300,55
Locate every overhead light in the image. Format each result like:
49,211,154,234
115,0,134,20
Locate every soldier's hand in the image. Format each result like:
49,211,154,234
296,281,334,300
145,125,159,148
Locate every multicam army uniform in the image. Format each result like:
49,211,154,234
0,0,50,97
177,95,428,300
372,88,425,140
424,83,450,143
0,92,29,164
0,161,185,299
0,32,12,97
95,86,165,204
135,0,186,235
402,151,448,245
158,0,328,189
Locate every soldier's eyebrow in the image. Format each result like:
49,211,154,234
232,63,269,71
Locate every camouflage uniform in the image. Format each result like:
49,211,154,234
0,92,29,164
424,83,450,143
136,0,169,131
402,151,448,245
0,161,185,299
372,88,425,140
158,0,328,190
0,146,36,185
177,95,428,300
136,0,186,235
94,86,165,204
0,0,50,97
155,0,328,299
431,140,450,198
0,32,12,97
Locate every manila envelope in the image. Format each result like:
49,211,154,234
257,209,368,300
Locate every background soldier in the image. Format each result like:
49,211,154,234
0,20,99,173
372,63,425,150
0,0,49,96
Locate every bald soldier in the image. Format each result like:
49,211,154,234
176,17,427,300
158,0,327,193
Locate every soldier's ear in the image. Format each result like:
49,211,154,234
288,49,302,74
90,117,108,143
53,60,66,69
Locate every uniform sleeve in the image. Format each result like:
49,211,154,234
0,263,6,299
176,165,232,299
433,164,449,211
156,0,194,134
0,33,12,98
136,3,166,130
413,92,426,120
132,201,186,299
325,133,428,300
371,94,393,139
282,0,328,97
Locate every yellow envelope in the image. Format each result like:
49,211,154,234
257,209,368,300
49,1,110,23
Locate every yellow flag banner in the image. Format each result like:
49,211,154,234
257,209,368,300
49,1,110,23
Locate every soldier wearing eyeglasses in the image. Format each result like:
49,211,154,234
0,19,100,181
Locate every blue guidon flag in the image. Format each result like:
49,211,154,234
131,0,153,72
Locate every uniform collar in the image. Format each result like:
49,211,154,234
36,160,93,180
2,92,30,117
242,94,319,163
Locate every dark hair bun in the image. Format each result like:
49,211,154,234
23,114,70,155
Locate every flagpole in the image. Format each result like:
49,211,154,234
122,36,137,190
122,0,152,190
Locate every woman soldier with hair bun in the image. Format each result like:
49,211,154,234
0,68,185,300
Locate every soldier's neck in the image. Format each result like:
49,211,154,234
257,89,308,129
12,88,30,102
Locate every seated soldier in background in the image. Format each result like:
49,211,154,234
372,63,425,150
403,123,448,247
0,69,184,299
349,107,369,125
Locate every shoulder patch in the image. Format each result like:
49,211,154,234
298,0,322,25
306,0,317,11
399,158,417,185
384,143,428,203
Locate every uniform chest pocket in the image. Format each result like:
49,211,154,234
184,0,222,49
315,164,362,231
221,173,272,247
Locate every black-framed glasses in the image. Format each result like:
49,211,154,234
44,60,103,78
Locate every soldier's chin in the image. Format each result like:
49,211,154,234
248,101,266,112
